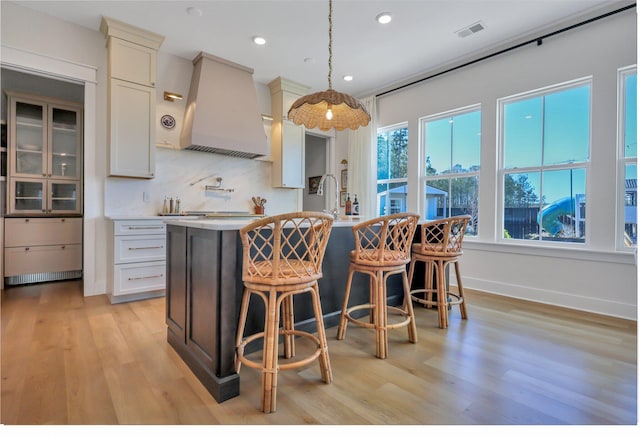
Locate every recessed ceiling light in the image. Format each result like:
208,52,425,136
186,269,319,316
343,75,353,82
186,7,202,17
376,12,392,24
252,36,266,46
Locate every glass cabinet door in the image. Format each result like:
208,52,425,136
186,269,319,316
49,106,81,179
48,180,81,214
10,178,45,214
13,101,46,177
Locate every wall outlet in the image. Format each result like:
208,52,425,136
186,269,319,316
143,191,150,203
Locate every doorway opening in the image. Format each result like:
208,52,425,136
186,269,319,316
303,132,335,212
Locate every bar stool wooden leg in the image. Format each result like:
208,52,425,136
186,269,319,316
425,260,435,308
375,270,387,359
235,288,252,373
310,283,333,384
454,261,468,320
408,258,417,289
337,266,355,340
435,260,448,329
401,270,418,343
369,276,376,324
282,294,295,359
261,290,280,413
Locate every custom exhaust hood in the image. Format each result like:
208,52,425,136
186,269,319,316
180,52,269,159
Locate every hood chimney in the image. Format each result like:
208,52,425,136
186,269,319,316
180,52,269,159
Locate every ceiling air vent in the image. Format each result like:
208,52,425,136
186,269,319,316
456,21,485,38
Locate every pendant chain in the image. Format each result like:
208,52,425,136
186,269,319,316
327,0,333,90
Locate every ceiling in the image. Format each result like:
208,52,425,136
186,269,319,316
9,0,633,97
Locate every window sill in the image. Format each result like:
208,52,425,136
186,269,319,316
464,239,636,265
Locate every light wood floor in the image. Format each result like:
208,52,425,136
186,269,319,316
1,279,637,426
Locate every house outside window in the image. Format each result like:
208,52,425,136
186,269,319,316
618,66,637,248
421,106,480,235
377,124,408,216
499,79,590,243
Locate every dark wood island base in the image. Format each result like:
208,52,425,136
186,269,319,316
163,218,415,403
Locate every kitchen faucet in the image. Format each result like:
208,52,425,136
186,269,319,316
317,174,340,219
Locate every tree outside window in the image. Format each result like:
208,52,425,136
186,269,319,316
422,107,480,235
377,125,408,216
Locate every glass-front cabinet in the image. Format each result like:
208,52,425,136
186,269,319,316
6,91,82,216
8,178,81,215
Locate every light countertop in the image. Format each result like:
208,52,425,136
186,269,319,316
162,216,365,231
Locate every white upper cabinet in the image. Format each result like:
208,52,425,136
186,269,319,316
100,16,164,179
268,77,309,189
108,37,157,87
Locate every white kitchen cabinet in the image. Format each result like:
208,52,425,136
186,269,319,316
107,37,157,87
3,217,82,284
6,91,83,215
107,78,156,178
101,17,164,179
268,77,309,188
107,218,167,304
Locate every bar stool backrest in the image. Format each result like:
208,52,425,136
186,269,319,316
351,213,420,266
417,215,472,256
240,212,334,285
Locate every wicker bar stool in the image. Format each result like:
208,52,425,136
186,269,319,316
337,213,420,359
407,215,471,329
235,212,334,413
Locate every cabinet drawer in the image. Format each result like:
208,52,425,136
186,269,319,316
4,217,82,247
115,235,165,264
4,244,82,276
113,261,165,296
114,220,165,236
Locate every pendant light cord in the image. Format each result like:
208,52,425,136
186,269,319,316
327,0,333,90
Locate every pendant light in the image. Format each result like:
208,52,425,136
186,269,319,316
287,0,371,131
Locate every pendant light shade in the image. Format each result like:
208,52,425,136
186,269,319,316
288,89,370,131
287,0,371,131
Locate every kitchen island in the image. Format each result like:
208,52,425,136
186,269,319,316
163,216,415,403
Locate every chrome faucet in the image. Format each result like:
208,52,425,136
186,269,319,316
317,174,340,219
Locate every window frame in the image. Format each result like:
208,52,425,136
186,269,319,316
616,65,637,251
497,77,592,246
419,104,481,234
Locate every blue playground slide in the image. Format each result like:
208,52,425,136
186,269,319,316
538,197,574,236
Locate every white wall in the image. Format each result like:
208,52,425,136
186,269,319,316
376,8,637,319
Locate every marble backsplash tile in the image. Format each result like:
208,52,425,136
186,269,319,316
105,147,299,216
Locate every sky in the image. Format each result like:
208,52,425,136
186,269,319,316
423,78,637,206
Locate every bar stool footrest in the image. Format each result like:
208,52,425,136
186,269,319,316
344,303,412,330
236,329,323,372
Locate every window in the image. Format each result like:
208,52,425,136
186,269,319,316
421,106,480,235
377,124,408,216
499,80,590,243
618,66,637,248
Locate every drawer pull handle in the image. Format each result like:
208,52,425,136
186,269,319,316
128,274,163,281
128,245,164,251
127,226,164,230
24,247,30,251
